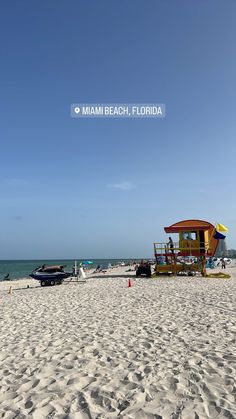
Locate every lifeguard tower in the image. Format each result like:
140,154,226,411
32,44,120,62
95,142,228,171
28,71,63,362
154,219,219,277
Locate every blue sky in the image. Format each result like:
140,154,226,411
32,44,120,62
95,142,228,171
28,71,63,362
0,0,235,259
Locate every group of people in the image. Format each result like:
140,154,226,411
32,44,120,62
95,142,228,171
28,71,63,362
166,238,228,270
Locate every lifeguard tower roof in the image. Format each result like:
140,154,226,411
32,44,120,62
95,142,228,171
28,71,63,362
164,219,213,233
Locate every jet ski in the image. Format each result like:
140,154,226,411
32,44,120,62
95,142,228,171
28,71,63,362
30,265,70,286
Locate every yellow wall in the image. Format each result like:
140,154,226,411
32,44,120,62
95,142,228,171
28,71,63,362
179,231,199,251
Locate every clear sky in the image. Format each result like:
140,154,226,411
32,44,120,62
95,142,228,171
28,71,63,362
0,0,235,259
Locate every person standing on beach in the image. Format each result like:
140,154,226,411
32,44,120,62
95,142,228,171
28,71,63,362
221,258,226,269
168,237,174,254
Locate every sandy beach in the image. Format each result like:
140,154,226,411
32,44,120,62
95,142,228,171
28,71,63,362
1,265,236,418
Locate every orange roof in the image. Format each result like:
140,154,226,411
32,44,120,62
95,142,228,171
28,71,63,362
164,219,214,233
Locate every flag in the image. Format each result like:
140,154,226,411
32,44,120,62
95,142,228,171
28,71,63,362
213,231,226,240
216,223,228,232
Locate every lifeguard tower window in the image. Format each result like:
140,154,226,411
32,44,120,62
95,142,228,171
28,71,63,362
199,230,205,253
183,232,196,240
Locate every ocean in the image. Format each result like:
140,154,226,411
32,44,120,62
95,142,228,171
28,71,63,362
0,259,137,280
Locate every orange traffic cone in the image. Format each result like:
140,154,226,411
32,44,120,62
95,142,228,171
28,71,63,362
128,279,133,288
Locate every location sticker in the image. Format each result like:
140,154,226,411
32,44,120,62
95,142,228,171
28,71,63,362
71,103,166,118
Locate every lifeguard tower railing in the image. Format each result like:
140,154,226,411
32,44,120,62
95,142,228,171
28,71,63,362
154,242,211,257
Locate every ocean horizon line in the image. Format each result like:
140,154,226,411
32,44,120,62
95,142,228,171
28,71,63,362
0,257,148,262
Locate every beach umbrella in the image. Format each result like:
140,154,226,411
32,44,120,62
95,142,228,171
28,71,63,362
83,261,93,265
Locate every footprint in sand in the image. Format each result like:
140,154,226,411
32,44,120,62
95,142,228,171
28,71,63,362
25,400,34,409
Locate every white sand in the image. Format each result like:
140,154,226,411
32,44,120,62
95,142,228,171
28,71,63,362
1,265,236,418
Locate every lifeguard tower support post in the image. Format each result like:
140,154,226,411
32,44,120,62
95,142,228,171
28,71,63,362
154,219,219,277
